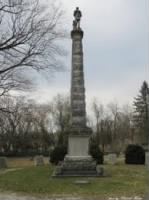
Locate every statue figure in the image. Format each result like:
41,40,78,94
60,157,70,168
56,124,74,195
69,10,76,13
73,7,82,30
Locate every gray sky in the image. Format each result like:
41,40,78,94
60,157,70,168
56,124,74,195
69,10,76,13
31,0,149,110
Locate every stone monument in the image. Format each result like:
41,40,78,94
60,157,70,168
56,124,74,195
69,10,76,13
0,157,7,169
53,7,103,176
34,155,45,166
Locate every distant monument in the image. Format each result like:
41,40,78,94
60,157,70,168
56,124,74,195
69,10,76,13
0,157,7,169
53,7,103,176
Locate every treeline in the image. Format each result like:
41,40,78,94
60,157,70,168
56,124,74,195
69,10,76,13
0,1,148,157
0,94,70,156
91,81,149,153
0,81,148,156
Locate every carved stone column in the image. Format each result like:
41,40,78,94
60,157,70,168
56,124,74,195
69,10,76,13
65,26,92,162
53,7,103,177
71,29,86,129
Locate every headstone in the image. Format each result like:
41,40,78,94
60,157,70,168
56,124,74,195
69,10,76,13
53,7,103,177
105,153,117,165
0,157,7,169
145,152,149,166
34,155,45,166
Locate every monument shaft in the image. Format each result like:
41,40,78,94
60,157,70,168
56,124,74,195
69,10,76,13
71,30,86,128
53,7,103,176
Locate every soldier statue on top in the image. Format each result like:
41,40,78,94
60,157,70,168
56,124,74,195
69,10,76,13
73,7,82,30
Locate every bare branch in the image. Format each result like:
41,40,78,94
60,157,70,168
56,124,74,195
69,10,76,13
0,0,67,100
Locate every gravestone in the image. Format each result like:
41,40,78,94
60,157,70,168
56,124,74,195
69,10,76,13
0,157,7,169
104,153,117,165
53,7,103,177
34,155,45,166
145,152,149,166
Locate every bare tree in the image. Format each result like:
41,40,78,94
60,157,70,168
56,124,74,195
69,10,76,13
92,99,104,146
92,100,113,153
108,101,119,150
0,96,55,154
121,104,134,144
0,96,24,152
50,94,71,146
108,102,134,154
0,0,66,97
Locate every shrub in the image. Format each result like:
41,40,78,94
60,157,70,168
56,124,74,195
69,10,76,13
49,145,67,165
125,144,145,164
89,137,103,164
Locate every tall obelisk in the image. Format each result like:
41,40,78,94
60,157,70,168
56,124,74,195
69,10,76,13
67,7,91,160
53,7,102,176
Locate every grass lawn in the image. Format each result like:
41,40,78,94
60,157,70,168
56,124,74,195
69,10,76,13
0,158,148,198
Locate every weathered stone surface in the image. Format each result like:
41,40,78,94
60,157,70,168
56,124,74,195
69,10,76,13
70,126,92,135
71,117,86,127
34,155,45,166
53,159,103,177
145,152,149,166
71,27,85,128
0,157,7,168
71,87,85,93
104,154,117,165
67,136,90,157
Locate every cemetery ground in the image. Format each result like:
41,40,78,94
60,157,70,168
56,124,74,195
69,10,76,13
0,157,148,199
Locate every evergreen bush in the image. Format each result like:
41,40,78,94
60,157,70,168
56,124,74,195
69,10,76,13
125,144,145,164
49,145,67,165
89,137,103,164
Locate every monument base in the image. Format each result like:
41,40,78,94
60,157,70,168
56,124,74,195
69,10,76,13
67,134,90,158
52,130,104,177
52,158,103,177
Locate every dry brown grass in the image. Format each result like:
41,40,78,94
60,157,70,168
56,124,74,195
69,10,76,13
7,157,34,168
7,157,50,168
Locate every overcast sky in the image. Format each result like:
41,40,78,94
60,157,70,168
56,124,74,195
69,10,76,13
30,0,148,110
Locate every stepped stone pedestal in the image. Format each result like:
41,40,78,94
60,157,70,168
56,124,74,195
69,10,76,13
53,7,103,177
